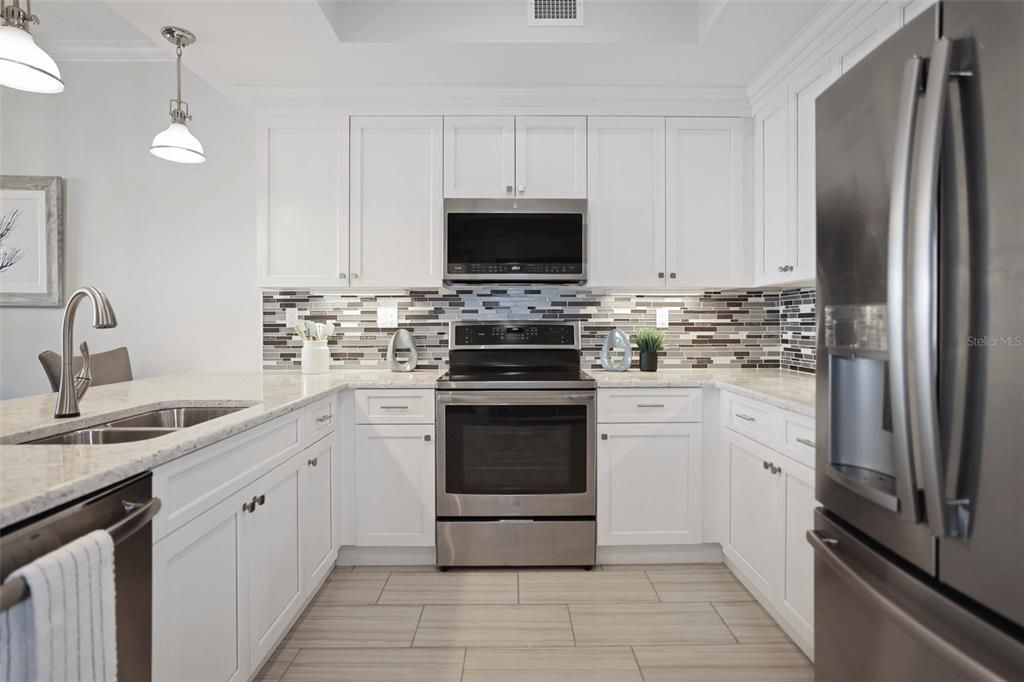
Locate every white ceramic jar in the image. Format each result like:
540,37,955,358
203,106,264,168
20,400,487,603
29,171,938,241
301,339,330,375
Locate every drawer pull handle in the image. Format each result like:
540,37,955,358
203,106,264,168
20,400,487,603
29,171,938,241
796,437,815,448
636,403,665,408
308,457,319,467
316,414,332,423
736,413,756,422
380,405,409,410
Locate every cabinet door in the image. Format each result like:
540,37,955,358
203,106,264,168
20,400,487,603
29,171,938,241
597,422,702,546
725,431,782,597
779,456,817,649
257,118,349,288
755,92,793,283
350,117,443,288
788,53,835,283
356,424,435,547
300,436,336,591
832,1,904,75
153,489,249,682
666,117,748,287
514,116,587,198
246,455,303,668
586,117,666,288
444,116,515,198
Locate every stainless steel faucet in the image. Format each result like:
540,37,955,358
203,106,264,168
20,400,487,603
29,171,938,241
55,286,118,418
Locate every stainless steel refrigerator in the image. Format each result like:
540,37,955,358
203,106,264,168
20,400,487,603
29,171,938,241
814,2,1024,679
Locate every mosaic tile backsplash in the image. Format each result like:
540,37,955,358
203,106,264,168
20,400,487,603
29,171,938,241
264,287,818,373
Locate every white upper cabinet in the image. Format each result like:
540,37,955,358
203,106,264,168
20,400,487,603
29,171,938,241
788,52,835,283
666,117,748,288
257,118,349,288
350,116,444,288
832,1,905,76
443,116,515,198
586,117,666,288
515,116,587,198
754,91,794,285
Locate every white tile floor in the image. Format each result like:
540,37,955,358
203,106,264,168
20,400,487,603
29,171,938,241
257,564,813,681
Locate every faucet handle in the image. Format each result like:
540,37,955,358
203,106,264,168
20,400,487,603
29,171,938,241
74,341,93,400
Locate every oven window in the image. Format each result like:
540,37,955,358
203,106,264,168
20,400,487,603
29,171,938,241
444,403,588,495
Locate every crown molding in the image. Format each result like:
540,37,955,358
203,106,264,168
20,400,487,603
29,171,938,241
42,40,171,63
235,85,753,117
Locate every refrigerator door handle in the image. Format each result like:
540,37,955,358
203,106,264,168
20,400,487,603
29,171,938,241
908,38,954,538
886,55,925,523
807,529,1002,681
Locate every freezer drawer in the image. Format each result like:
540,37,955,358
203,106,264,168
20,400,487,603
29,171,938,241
811,510,1024,682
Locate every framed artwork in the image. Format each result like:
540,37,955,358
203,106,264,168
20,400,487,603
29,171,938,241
0,175,64,307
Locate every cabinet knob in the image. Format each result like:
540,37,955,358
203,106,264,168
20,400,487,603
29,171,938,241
658,272,665,278
256,494,266,506
517,185,525,193
770,464,782,475
601,433,608,440
506,185,513,193
777,265,794,273
424,434,431,442
339,273,347,279
242,500,255,513
351,272,359,279
308,457,318,467
763,460,771,470
669,272,677,279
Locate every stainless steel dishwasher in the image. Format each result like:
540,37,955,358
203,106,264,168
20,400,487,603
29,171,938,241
0,473,161,681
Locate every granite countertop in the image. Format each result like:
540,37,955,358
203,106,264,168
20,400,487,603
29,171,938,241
587,368,816,417
0,369,442,527
0,367,815,529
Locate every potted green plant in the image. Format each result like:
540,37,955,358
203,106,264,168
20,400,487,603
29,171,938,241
630,329,665,372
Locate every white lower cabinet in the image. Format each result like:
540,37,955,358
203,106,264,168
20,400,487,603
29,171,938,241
724,431,782,596
597,422,702,546
355,424,435,547
780,458,816,646
300,436,336,589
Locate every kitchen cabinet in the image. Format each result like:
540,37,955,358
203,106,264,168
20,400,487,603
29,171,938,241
831,0,904,75
153,487,249,682
725,430,782,597
350,116,444,288
586,117,666,287
666,117,748,287
443,116,515,198
300,435,336,589
779,456,816,647
597,421,702,546
514,116,587,198
246,454,304,668
257,118,349,289
754,91,794,285
355,424,436,547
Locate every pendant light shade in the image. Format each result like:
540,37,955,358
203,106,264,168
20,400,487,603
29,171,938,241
0,3,63,93
150,26,205,164
150,121,205,163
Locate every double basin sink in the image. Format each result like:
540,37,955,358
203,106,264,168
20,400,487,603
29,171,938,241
29,406,247,445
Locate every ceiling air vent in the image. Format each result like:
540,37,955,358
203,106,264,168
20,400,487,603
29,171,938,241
528,0,583,26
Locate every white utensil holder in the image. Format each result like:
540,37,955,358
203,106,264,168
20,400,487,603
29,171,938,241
301,340,330,375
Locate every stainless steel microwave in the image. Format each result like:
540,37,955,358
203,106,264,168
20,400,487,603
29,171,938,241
443,199,587,284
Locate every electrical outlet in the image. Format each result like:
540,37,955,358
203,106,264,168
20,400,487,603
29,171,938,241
285,308,300,326
656,308,670,329
377,305,399,329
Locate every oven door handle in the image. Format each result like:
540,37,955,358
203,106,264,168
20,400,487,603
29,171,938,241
435,390,596,405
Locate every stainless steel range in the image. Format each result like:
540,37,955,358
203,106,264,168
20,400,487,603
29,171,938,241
435,321,596,568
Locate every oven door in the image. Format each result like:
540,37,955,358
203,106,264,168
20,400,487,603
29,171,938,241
436,390,595,517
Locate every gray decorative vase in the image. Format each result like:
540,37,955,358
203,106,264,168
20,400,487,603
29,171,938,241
600,329,632,372
386,329,418,372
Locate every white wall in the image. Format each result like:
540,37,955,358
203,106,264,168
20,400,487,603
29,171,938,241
0,62,260,399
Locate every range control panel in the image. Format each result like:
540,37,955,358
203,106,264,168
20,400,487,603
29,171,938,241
451,322,578,348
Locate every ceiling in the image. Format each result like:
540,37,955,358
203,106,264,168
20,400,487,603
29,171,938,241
33,0,827,94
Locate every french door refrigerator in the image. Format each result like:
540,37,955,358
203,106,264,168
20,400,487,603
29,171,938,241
814,2,1024,680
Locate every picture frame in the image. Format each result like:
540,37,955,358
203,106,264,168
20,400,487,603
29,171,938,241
0,175,65,307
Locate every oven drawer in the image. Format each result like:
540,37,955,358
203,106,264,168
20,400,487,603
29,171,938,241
597,388,703,423
355,389,435,424
436,520,596,567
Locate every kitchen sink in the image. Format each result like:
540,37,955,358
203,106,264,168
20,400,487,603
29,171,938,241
100,406,244,429
26,404,248,445
31,428,179,445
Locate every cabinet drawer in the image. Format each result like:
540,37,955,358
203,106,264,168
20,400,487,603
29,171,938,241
355,389,435,424
152,411,303,541
306,395,336,444
597,388,703,423
780,416,816,469
723,393,782,447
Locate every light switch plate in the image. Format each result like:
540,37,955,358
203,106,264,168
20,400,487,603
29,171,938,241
285,308,300,326
377,305,398,329
656,308,670,328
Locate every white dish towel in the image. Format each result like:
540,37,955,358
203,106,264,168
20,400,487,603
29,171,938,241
0,529,117,682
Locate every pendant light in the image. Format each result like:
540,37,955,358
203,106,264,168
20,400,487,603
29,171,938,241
150,26,205,164
0,0,63,93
